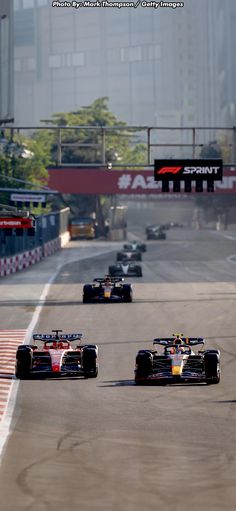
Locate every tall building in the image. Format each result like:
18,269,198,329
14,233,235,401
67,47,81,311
0,0,14,123
13,0,233,135
216,0,236,126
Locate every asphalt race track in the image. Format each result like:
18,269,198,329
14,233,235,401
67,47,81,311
0,227,236,511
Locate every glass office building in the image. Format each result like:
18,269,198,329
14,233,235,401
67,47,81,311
0,0,14,123
216,0,236,126
13,0,232,130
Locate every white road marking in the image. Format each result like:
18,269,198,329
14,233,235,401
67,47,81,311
0,330,26,458
226,254,236,264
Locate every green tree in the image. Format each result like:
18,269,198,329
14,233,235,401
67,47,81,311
34,97,146,166
0,131,50,207
33,98,146,232
199,140,222,159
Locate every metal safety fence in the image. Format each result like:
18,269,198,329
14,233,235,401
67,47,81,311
0,207,70,258
1,125,236,167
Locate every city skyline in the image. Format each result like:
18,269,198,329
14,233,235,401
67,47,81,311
11,0,236,131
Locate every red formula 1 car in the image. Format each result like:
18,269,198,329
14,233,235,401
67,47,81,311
135,333,220,385
15,329,98,379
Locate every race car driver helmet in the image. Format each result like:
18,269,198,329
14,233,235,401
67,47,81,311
173,338,182,345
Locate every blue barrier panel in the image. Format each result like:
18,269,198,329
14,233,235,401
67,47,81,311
0,208,70,257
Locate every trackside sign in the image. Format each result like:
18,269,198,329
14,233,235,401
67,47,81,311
0,218,35,228
47,165,236,194
154,159,223,180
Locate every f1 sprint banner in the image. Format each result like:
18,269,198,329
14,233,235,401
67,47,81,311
154,159,223,192
47,164,236,195
154,159,223,181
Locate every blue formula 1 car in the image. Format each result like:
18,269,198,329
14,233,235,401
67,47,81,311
135,333,220,385
83,276,133,303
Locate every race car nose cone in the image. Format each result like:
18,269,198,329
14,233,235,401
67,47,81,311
52,364,60,372
172,366,181,376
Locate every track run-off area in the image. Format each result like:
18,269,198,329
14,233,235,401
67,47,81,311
0,227,236,511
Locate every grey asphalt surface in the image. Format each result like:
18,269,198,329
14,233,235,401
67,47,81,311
0,228,236,511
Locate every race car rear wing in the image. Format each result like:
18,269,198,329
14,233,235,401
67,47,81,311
33,333,83,342
119,250,139,254
153,337,205,346
116,260,135,265
93,277,124,283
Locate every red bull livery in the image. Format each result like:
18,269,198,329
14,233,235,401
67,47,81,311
135,333,220,385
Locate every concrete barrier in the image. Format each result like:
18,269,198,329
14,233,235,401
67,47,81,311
108,229,127,241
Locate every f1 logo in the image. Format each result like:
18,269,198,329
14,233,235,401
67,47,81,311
157,166,182,175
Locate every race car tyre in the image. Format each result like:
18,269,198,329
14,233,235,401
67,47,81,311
135,351,153,382
136,253,142,261
123,284,133,302
15,346,32,379
83,284,93,303
117,254,122,261
137,268,143,277
204,353,220,384
82,348,98,378
108,266,115,275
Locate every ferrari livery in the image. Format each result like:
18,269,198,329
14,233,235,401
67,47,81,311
15,329,98,379
83,276,133,302
109,261,142,277
135,333,220,384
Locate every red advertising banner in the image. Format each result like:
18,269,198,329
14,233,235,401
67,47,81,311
0,218,34,228
48,166,236,195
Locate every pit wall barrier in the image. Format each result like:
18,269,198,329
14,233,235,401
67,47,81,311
0,231,70,278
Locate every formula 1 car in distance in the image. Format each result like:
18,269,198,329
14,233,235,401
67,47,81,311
135,333,220,385
83,276,133,302
15,329,98,379
146,225,166,240
109,260,142,277
164,222,184,228
116,249,142,262
145,224,164,234
123,241,146,252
